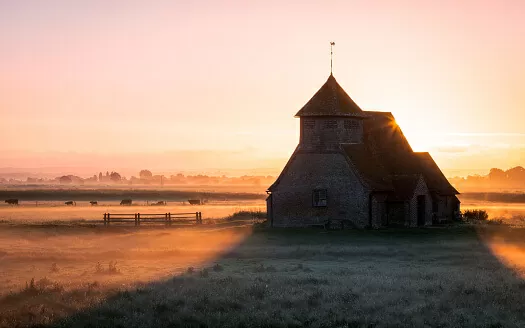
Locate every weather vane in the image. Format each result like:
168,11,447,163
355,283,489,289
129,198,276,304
330,41,335,75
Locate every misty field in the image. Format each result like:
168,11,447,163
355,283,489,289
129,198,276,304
1,224,525,327
2,199,524,226
0,200,265,223
2,188,525,225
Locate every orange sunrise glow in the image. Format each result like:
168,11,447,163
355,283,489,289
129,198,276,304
1,0,525,177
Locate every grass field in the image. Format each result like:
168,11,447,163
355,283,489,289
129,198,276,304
1,223,525,327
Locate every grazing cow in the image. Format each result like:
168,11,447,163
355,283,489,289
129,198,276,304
65,201,76,206
120,199,132,205
5,199,18,205
151,201,166,206
90,201,98,206
188,199,201,205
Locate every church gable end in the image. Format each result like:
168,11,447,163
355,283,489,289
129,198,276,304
269,152,370,228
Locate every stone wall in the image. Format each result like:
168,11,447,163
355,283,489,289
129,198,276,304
371,193,388,228
445,195,460,220
270,151,370,228
387,202,406,227
300,117,363,151
432,194,459,222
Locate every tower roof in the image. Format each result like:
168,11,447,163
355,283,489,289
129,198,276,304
295,74,365,117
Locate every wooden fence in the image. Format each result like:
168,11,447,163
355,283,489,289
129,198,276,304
103,212,202,226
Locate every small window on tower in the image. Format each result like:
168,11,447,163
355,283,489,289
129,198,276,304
323,120,337,129
304,120,315,129
312,189,327,207
344,120,359,129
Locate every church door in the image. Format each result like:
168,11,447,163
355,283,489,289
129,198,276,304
417,195,426,226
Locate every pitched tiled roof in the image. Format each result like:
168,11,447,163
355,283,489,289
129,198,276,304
295,74,366,117
267,146,299,192
341,144,393,191
413,152,459,195
363,111,413,154
341,111,459,196
388,175,424,201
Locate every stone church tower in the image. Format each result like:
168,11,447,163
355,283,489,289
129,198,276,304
267,74,375,228
297,74,367,150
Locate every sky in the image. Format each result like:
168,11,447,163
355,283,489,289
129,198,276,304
1,0,525,177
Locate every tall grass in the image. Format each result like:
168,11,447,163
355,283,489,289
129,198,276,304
1,226,525,327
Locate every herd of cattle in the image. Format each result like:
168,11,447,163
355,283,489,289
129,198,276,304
3,199,171,206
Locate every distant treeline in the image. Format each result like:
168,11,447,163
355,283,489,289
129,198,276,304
450,166,525,191
0,169,276,187
0,189,266,202
460,192,525,203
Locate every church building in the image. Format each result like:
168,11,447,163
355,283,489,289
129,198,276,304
266,74,460,228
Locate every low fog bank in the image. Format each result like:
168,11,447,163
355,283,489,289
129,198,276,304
460,192,525,204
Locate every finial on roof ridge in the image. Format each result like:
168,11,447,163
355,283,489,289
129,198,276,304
330,41,335,75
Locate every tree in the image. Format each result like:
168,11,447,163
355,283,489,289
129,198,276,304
109,172,121,182
488,168,506,182
506,166,525,182
59,176,72,184
139,169,153,179
99,172,103,181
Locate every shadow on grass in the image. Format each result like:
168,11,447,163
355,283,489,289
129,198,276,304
2,225,525,327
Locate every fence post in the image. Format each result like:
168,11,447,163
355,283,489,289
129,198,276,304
168,212,171,225
107,213,110,225
103,213,106,226
197,212,202,224
137,213,141,226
